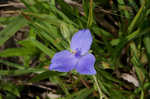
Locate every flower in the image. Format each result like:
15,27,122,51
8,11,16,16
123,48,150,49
49,29,96,75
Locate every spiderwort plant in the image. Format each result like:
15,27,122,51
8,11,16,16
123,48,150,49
49,29,96,75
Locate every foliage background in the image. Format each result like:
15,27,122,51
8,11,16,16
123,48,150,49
0,0,150,99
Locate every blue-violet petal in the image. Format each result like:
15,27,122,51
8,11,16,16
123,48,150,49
70,29,92,55
50,50,77,72
75,53,96,75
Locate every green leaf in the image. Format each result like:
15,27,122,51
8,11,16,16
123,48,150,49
0,16,28,46
128,2,145,33
0,48,34,57
0,68,46,76
0,60,24,69
144,35,150,64
0,82,20,97
62,88,94,99
30,39,55,57
30,71,64,82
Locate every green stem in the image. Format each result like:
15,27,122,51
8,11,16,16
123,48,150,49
93,75,103,99
87,0,93,28
140,90,144,99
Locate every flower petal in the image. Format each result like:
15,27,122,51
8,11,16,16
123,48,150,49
75,53,96,75
70,29,92,54
49,50,77,72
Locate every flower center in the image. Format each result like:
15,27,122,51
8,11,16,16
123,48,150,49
72,48,82,58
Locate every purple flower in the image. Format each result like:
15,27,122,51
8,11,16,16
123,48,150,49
49,29,96,75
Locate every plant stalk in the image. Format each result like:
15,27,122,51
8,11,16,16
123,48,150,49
93,75,103,99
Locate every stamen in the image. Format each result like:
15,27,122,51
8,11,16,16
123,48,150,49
72,50,77,54
71,49,82,58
